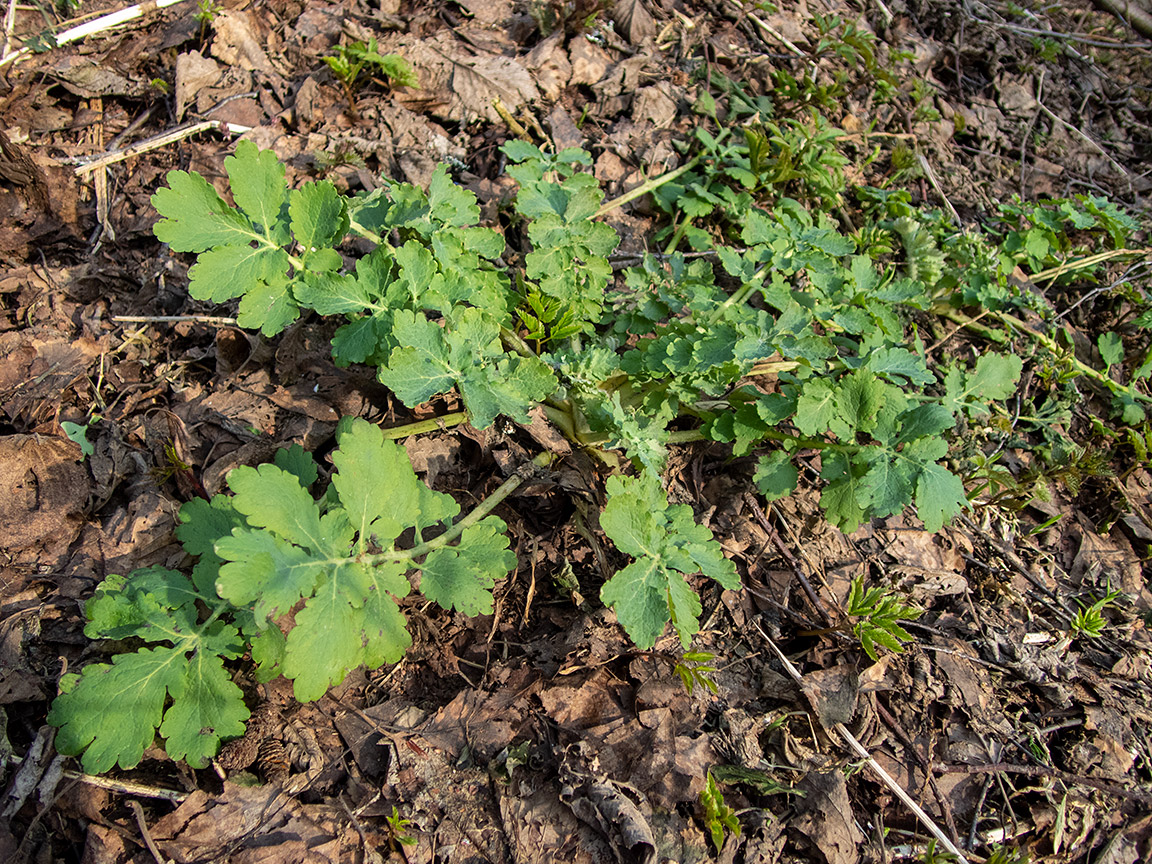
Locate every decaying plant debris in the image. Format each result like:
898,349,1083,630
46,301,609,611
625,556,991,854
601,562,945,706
1,1,1151,862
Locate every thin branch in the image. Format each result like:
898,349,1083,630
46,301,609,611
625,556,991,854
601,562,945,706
0,0,16,61
128,800,167,864
1091,0,1152,41
975,15,1152,48
743,492,835,626
113,314,239,326
3,754,187,802
935,762,1152,804
757,624,972,863
1034,99,1132,183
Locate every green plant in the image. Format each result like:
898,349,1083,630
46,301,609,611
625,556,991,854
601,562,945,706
385,805,418,850
709,764,803,796
61,413,101,459
674,651,719,695
916,838,959,864
985,843,1030,864
62,127,1070,774
194,0,220,26
324,38,417,111
845,576,921,661
528,0,603,36
910,78,942,123
599,474,739,648
47,423,532,772
699,770,740,852
194,0,220,46
1069,586,1120,638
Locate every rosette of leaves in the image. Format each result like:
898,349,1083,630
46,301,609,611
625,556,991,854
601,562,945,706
153,143,554,429
599,472,740,648
48,420,518,772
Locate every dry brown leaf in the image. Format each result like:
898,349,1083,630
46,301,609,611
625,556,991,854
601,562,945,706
799,663,859,729
0,434,87,554
399,33,539,124
612,0,657,45
50,58,148,98
568,35,612,86
211,10,280,77
152,783,343,864
793,770,863,864
525,32,572,102
455,0,514,27
0,331,102,424
174,51,222,121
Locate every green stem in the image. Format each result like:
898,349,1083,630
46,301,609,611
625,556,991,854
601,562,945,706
758,428,836,450
592,128,734,220
362,451,556,566
379,412,469,439
665,426,835,451
594,156,702,219
707,278,761,325
663,219,690,255
934,307,1010,344
993,310,1152,404
541,401,581,443
348,219,384,247
500,326,540,360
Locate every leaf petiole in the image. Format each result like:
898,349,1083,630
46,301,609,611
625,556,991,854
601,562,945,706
361,451,556,567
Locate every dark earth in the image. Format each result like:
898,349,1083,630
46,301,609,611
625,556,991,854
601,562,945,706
1,0,1152,862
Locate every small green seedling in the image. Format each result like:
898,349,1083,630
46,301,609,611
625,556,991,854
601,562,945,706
385,805,417,850
846,577,921,661
674,651,719,695
916,838,959,864
195,0,220,26
61,413,101,459
699,771,740,852
985,844,1030,864
324,38,417,112
1069,587,1120,639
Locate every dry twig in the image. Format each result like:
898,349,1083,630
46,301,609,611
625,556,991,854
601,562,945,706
75,120,252,176
758,624,972,863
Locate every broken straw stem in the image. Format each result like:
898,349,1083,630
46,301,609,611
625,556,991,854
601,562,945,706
0,0,191,67
112,314,239,326
75,120,252,176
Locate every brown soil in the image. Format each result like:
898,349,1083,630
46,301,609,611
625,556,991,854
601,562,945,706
1,1,1151,863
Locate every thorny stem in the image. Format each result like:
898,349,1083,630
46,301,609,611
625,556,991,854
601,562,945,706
361,451,556,567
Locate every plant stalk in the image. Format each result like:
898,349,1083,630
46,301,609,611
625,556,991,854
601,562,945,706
379,413,469,439
362,451,556,566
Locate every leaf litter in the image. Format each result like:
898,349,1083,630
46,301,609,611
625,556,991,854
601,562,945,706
0,0,1151,862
